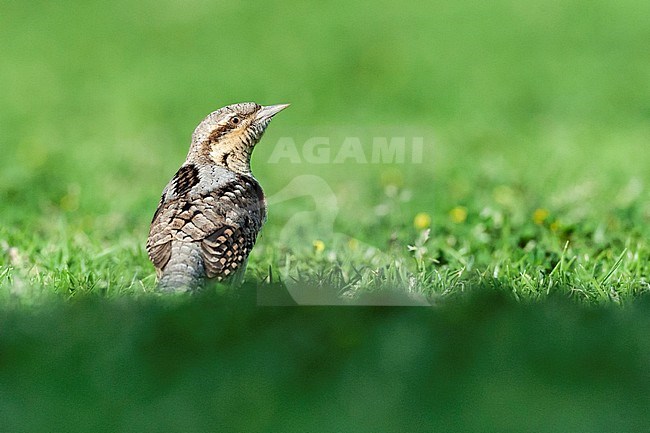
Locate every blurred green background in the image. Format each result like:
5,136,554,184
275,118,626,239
3,0,650,293
2,0,650,297
2,0,650,430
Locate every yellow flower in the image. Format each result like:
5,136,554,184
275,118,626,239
550,220,560,232
313,240,325,253
449,206,467,224
348,238,359,250
533,208,550,225
413,212,431,230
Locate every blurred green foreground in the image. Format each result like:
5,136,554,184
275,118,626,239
1,290,650,433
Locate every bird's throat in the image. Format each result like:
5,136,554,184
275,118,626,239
209,142,252,175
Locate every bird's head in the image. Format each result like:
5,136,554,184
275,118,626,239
188,102,289,174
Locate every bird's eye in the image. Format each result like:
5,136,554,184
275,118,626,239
231,116,240,126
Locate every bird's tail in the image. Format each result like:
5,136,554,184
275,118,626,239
157,243,205,292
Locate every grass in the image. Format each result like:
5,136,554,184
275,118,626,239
2,0,650,430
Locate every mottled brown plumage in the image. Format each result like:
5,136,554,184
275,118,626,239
146,102,289,291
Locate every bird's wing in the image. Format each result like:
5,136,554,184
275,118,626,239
201,223,252,279
199,180,265,280
146,193,173,271
146,176,265,280
147,164,204,272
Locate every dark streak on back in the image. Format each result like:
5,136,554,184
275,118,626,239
172,164,200,197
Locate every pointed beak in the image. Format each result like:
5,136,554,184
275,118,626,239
256,103,290,122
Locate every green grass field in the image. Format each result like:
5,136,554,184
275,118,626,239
2,0,650,431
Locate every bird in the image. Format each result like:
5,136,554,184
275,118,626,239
146,102,289,291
